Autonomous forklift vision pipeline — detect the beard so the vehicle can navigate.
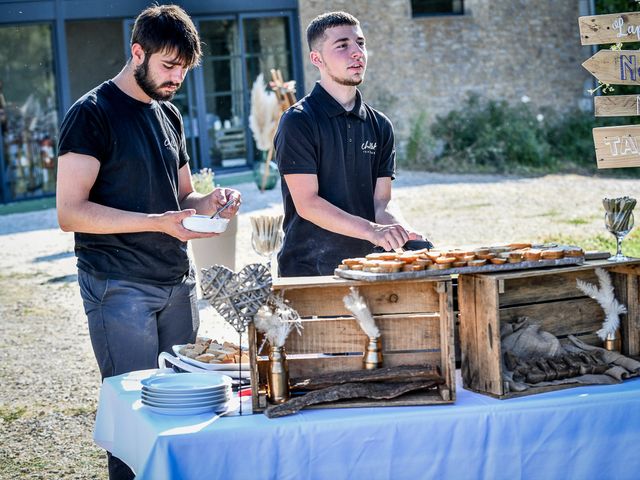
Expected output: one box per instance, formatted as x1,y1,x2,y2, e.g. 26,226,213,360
134,57,180,101
329,72,364,86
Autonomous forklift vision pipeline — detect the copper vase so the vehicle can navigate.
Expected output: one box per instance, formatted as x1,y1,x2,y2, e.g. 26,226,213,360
363,336,383,370
267,345,290,404
604,329,622,352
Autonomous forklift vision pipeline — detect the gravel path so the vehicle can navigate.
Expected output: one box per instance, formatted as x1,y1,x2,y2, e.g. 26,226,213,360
0,172,638,478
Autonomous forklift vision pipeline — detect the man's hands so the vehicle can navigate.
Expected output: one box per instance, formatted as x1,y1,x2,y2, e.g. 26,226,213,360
204,187,242,219
158,187,242,242
151,210,215,242
368,223,422,251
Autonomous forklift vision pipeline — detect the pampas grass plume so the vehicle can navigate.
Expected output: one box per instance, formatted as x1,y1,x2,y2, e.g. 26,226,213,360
249,74,280,151
343,287,379,338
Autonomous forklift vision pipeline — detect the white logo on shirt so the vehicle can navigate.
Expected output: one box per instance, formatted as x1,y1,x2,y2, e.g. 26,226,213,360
361,140,377,154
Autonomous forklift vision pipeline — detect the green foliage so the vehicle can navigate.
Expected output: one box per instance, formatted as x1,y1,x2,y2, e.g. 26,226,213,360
403,111,436,169
596,0,638,14
427,95,550,172
191,167,215,194
399,94,640,175
541,108,598,169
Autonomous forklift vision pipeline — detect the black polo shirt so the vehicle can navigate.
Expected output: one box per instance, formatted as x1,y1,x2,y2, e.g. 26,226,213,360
274,82,396,276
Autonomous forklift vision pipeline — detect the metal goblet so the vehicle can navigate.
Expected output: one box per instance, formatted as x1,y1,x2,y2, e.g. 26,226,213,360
605,211,634,262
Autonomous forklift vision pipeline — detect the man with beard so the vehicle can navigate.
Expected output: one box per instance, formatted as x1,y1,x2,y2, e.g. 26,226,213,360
274,11,421,277
56,5,240,479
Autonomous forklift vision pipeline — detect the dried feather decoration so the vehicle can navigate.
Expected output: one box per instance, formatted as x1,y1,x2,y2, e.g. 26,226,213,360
576,267,627,340
343,287,379,338
248,74,280,152
254,294,303,350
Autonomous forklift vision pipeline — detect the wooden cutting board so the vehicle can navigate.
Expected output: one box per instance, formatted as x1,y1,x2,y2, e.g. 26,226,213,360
334,257,585,283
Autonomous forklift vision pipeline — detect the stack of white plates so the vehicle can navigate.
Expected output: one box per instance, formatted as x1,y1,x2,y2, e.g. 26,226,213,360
141,372,232,415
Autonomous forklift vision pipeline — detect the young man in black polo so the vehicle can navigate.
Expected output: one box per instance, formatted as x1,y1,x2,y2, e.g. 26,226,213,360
274,11,420,277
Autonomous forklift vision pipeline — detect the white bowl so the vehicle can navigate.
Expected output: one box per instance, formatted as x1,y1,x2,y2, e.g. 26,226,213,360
182,215,229,233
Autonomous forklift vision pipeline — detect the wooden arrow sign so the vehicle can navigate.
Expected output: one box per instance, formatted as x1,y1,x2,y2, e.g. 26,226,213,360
582,50,640,85
594,95,640,117
579,12,640,45
593,125,640,168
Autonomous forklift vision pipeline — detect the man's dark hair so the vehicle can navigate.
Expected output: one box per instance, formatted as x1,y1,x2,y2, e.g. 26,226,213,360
306,11,359,51
131,4,202,68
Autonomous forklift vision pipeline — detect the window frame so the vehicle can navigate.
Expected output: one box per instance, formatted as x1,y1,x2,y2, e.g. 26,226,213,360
410,0,465,18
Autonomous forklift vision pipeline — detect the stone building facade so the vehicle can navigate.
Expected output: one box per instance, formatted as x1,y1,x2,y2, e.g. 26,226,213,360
297,0,594,149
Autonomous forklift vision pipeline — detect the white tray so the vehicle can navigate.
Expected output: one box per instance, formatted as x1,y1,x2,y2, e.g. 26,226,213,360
172,344,249,371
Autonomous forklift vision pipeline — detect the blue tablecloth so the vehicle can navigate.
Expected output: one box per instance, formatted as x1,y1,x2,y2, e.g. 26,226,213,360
94,369,640,480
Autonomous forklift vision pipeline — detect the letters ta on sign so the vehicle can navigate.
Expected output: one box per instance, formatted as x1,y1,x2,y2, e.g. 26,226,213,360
593,125,640,169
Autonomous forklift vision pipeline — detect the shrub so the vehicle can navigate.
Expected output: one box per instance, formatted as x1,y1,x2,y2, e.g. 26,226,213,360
403,111,437,170
429,94,550,172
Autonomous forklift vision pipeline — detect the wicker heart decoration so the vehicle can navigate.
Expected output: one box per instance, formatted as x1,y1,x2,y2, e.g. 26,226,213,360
200,263,272,333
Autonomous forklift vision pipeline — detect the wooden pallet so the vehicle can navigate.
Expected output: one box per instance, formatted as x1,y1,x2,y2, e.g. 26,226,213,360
249,275,456,412
458,259,640,399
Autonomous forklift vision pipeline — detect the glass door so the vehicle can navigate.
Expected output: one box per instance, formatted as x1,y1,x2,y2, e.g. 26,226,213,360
0,23,59,201
198,19,247,168
120,12,298,173
242,15,294,165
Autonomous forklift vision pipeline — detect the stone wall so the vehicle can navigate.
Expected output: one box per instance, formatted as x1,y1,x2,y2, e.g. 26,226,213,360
297,0,594,152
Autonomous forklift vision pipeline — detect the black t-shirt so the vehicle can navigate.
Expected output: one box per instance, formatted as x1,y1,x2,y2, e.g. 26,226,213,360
274,83,396,276
58,80,190,285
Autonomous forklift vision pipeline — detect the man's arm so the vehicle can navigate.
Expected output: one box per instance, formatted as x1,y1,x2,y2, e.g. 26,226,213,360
373,177,422,239
284,173,415,251
175,165,241,218
56,152,217,241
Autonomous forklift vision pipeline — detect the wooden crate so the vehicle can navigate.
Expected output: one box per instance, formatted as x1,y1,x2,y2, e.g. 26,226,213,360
458,259,640,399
249,275,456,412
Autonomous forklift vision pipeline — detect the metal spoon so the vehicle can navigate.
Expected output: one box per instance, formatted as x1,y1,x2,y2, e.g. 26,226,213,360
210,198,235,219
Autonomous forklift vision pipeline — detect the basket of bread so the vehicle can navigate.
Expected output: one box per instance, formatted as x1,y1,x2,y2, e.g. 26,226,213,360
335,243,585,280
172,337,250,370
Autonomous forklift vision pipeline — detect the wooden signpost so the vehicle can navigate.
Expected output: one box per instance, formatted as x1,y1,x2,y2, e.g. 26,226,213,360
592,124,640,168
579,10,640,168
582,50,640,85
594,95,640,117
579,12,640,46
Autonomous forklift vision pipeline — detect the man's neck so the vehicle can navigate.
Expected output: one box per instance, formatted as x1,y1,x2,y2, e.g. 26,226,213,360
112,64,153,104
319,79,358,111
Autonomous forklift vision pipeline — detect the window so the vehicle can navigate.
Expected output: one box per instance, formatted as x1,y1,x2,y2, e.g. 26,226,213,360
411,0,464,17
0,23,59,200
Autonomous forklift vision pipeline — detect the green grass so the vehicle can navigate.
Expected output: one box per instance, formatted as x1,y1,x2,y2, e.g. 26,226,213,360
0,405,27,423
542,228,640,258
63,405,97,417
0,196,55,216
538,209,561,218
563,217,590,226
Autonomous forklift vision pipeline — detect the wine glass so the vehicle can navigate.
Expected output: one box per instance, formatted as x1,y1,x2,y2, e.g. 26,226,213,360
250,215,284,273
605,211,634,261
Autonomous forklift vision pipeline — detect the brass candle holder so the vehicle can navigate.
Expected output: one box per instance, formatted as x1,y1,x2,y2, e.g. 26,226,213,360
267,345,290,404
363,336,383,370
604,329,622,352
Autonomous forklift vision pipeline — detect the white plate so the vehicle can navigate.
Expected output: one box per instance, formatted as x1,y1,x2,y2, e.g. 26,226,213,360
141,397,228,409
172,344,249,372
144,402,229,416
141,372,232,394
142,385,229,399
141,389,230,403
182,215,229,233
